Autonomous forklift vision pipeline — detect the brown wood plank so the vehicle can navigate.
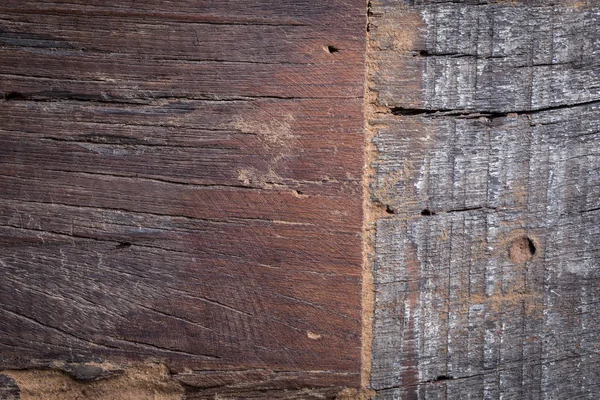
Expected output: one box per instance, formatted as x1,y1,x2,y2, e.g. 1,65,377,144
0,98,363,191
0,0,366,397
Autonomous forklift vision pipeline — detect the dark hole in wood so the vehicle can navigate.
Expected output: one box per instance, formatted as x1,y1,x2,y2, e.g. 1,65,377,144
421,209,435,216
296,190,303,196
419,50,429,56
4,91,26,101
391,107,437,116
509,236,536,263
116,242,132,249
385,205,394,214
528,237,537,256
435,375,454,381
326,45,339,53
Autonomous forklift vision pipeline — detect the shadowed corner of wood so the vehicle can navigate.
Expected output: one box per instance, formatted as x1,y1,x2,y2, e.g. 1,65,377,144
1,362,184,400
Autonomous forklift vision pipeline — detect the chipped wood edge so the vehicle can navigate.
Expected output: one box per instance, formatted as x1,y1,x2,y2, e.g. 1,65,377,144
361,0,389,392
362,0,426,393
1,363,184,400
361,0,375,391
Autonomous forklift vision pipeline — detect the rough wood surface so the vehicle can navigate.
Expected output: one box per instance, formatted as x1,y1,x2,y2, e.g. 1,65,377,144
0,1,366,397
3,1,600,399
368,0,600,399
0,374,19,400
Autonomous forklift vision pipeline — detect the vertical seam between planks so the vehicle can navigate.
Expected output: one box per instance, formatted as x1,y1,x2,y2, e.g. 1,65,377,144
361,0,376,390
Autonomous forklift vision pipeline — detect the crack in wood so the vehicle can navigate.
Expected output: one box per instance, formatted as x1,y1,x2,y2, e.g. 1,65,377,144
389,99,600,118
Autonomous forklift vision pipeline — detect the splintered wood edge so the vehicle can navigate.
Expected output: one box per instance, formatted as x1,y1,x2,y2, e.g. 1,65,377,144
361,0,423,392
361,1,377,390
1,364,368,400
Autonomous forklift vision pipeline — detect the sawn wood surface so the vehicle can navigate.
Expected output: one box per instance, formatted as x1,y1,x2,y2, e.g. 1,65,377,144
0,1,366,398
368,1,600,399
1,0,599,399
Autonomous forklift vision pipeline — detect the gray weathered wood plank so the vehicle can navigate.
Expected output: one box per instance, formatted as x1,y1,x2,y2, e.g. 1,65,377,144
368,1,600,399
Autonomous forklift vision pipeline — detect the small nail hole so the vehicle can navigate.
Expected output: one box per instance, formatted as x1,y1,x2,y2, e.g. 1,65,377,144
385,205,394,215
509,236,536,263
421,209,435,216
326,45,339,54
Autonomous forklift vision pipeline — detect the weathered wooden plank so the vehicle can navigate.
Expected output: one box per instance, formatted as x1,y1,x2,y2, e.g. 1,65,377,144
0,50,362,100
0,0,366,397
4,0,600,398
0,10,363,65
0,98,363,192
367,0,600,399
371,1,600,112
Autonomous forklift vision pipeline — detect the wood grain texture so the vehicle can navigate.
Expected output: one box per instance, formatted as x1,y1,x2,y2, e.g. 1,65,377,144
368,0,600,399
0,1,366,397
0,374,19,400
